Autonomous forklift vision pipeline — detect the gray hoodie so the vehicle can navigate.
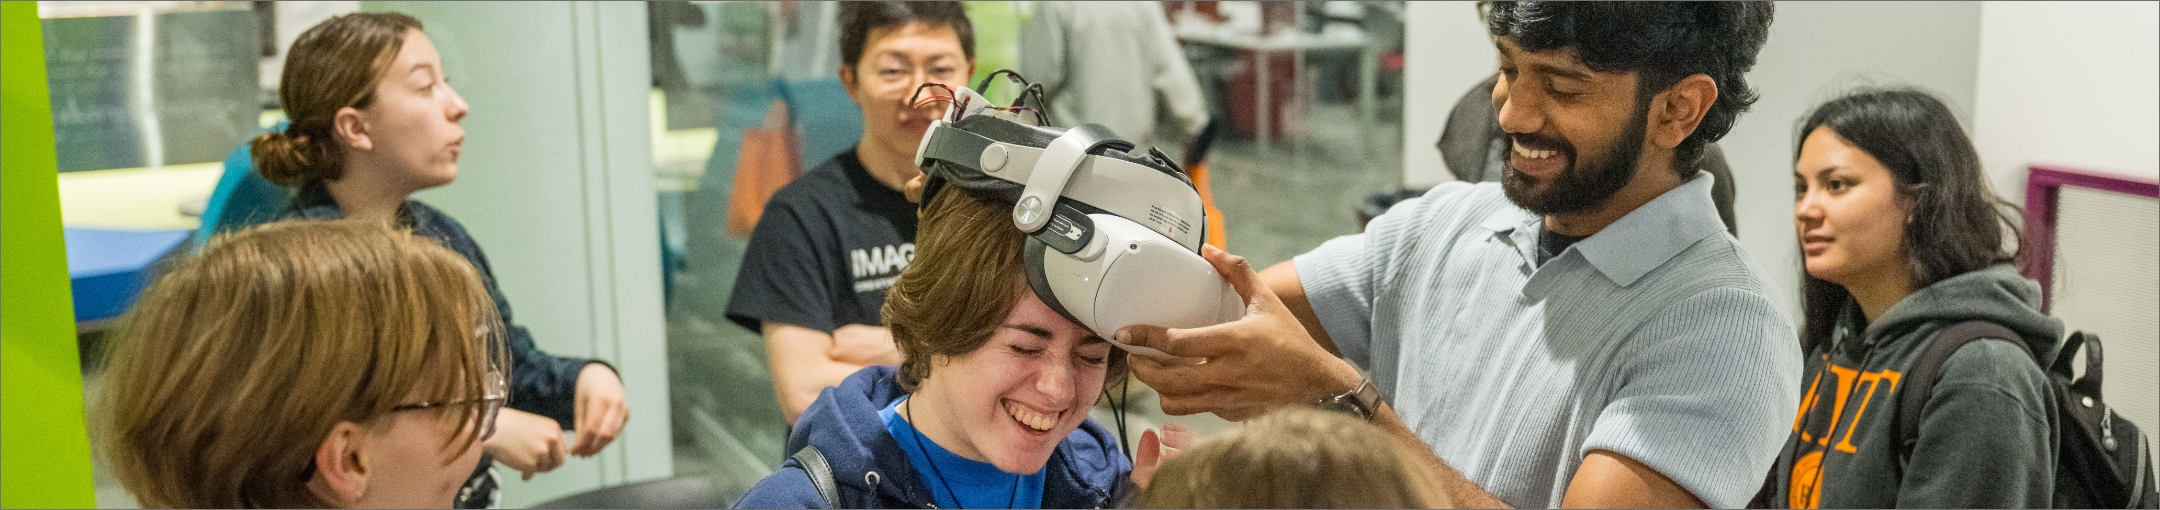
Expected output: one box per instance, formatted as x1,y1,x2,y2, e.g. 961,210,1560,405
1757,264,2063,508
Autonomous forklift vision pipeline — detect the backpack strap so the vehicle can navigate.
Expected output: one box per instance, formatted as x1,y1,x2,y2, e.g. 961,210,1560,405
2053,331,2105,401
1897,320,2022,456
791,445,842,508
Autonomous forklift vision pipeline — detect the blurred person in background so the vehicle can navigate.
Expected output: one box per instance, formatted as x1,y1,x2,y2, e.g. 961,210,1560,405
1019,1,1210,157
727,1,975,426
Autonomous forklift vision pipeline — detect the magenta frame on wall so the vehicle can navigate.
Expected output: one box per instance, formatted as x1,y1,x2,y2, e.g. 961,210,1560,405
2020,165,2160,313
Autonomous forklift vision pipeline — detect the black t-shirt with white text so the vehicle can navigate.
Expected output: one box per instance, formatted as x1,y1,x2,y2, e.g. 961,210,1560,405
727,148,918,334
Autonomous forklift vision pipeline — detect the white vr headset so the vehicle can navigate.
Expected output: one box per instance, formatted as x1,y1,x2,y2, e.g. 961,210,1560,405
911,85,1242,360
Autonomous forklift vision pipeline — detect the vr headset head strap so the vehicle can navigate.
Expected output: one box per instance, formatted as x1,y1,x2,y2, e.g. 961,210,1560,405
1015,123,1128,233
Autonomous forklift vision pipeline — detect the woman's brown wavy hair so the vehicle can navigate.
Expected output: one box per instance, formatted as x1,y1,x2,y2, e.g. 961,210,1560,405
97,219,502,508
251,12,423,187
882,188,1128,392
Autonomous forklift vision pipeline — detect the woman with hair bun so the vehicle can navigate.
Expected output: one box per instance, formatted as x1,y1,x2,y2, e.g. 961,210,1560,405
255,12,629,507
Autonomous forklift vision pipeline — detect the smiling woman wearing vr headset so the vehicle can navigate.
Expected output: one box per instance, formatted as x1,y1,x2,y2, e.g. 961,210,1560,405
733,173,1141,509
733,77,1242,506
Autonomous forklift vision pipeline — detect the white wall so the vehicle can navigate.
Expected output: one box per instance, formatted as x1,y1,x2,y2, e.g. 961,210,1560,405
363,1,672,506
1400,1,1493,188
261,2,363,94
1974,0,2160,450
1973,1,2160,198
1720,1,1983,311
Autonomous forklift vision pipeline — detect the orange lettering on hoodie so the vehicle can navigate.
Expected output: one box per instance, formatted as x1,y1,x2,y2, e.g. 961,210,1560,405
1793,368,1825,442
1833,369,1903,453
1819,364,1859,447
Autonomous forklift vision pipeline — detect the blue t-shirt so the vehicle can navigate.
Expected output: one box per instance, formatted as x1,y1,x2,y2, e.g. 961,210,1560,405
880,399,1045,509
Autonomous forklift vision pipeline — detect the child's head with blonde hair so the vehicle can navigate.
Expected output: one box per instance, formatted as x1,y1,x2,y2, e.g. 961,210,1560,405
1138,408,1453,508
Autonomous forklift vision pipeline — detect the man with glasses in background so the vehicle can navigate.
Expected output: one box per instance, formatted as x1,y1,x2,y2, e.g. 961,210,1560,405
728,2,975,427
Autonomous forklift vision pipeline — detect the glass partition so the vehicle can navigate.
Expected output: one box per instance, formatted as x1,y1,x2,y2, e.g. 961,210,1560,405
49,1,1407,506
651,1,1407,498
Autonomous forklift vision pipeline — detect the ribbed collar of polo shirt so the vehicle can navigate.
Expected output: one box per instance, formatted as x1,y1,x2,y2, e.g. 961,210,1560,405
1480,172,1728,293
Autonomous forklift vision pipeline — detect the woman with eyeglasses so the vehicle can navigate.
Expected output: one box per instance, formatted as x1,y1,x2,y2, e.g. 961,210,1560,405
97,220,507,508
250,12,629,504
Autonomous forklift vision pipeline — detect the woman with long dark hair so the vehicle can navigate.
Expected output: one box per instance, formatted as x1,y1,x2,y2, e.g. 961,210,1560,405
1757,88,2059,508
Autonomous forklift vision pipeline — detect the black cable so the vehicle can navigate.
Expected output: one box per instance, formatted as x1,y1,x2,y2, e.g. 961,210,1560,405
1116,373,1131,461
975,69,1029,101
1021,83,1052,125
908,82,958,111
1105,351,1132,462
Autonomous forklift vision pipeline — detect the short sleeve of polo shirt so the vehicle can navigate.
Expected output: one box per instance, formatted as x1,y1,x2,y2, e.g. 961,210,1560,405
1576,286,1802,508
1292,176,1801,508
1293,182,1481,371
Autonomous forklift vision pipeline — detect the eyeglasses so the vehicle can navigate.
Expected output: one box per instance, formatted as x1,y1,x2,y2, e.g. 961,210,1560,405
392,371,507,441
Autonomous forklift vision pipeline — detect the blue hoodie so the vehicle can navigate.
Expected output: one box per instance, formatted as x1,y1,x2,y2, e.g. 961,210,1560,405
734,366,1134,509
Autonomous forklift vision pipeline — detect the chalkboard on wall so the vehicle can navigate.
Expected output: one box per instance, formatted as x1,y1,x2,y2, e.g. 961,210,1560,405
42,9,257,173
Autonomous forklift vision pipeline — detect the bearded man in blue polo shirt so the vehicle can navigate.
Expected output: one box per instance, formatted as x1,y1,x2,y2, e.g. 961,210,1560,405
1118,3,1800,508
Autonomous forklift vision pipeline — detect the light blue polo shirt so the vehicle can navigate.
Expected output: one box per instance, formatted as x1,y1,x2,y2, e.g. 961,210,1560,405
1296,173,1801,508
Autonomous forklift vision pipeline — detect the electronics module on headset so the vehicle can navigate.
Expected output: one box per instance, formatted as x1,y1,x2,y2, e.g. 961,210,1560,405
912,71,1244,365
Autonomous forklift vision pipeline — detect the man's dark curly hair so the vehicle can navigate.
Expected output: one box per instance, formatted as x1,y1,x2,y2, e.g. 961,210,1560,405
1488,2,1773,178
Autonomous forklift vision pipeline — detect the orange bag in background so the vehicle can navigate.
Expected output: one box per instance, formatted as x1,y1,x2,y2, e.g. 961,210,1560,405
727,126,804,238
1188,160,1228,250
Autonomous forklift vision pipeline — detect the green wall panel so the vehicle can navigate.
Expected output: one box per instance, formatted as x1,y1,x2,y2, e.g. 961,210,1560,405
2,2,98,507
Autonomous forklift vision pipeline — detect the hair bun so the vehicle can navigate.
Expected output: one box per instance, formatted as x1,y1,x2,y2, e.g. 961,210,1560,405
250,130,311,187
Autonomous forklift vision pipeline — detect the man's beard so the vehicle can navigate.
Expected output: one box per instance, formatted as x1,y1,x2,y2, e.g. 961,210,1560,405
1502,107,1650,215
